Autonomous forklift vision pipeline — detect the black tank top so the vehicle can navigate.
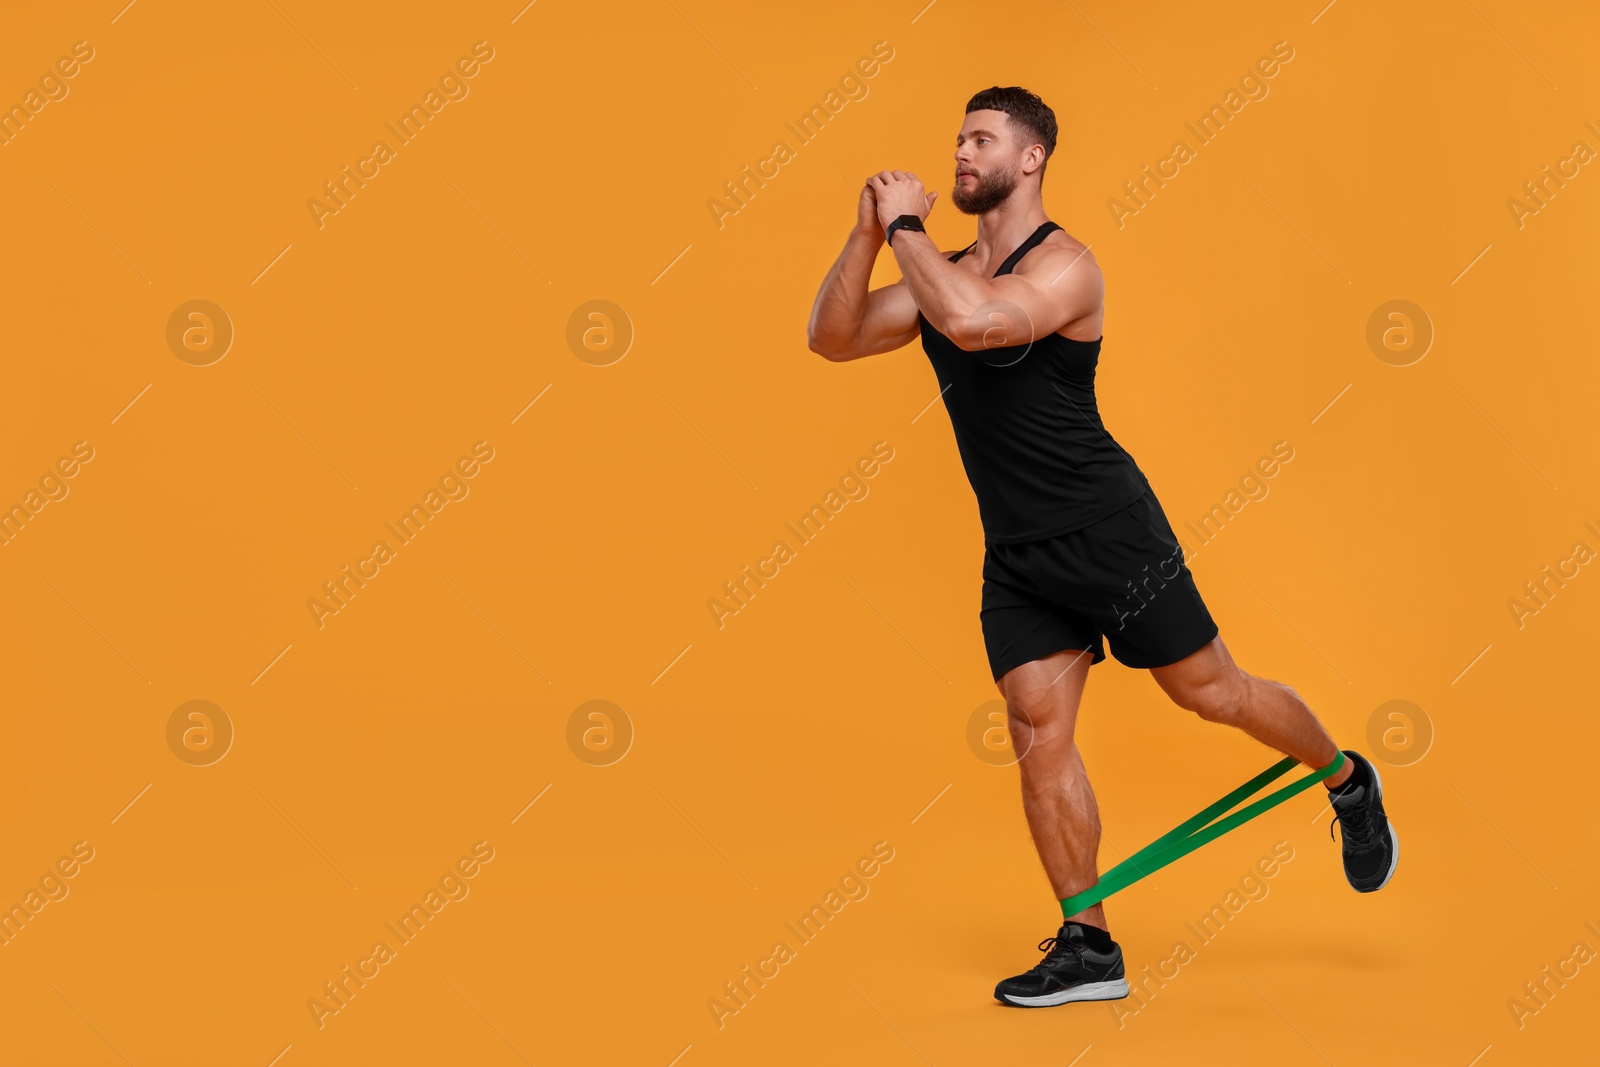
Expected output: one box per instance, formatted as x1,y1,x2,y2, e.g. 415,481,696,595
917,221,1149,544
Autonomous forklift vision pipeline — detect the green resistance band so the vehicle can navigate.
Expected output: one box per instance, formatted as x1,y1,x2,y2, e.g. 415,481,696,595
1060,750,1346,918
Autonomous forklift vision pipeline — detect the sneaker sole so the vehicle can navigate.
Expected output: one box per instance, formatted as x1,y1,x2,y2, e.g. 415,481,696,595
997,978,1131,1008
1347,755,1400,893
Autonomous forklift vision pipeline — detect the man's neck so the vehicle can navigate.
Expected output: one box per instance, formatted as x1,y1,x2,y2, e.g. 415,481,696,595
972,196,1049,266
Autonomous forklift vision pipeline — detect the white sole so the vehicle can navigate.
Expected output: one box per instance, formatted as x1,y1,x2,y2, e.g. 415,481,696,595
1347,755,1400,892
1370,824,1400,891
999,978,1130,1007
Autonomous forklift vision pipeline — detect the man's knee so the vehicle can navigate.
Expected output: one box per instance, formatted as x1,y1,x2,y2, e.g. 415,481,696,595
1172,670,1247,725
1004,688,1074,748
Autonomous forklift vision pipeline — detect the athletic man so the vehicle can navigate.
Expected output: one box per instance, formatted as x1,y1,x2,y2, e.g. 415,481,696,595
806,86,1398,1008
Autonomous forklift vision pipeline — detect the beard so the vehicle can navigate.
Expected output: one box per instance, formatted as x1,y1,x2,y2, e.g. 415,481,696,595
952,166,1019,215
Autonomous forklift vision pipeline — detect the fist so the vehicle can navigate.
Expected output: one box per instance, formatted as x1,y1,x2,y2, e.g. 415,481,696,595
869,170,937,232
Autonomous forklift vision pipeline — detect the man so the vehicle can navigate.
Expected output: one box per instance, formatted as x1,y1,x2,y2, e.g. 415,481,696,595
805,86,1398,1008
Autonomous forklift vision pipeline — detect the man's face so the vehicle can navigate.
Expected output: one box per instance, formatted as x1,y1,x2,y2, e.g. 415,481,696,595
952,109,1022,215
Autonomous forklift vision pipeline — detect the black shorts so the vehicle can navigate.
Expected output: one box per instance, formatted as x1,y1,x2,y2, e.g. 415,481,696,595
980,489,1219,681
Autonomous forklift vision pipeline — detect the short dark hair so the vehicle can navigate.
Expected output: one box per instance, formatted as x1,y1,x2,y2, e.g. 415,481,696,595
965,86,1058,179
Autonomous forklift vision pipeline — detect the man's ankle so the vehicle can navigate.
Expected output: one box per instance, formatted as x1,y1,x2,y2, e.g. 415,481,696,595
1321,750,1353,790
1325,751,1370,793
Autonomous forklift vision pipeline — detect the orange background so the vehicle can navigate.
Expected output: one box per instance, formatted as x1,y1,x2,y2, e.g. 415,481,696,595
2,0,1597,1063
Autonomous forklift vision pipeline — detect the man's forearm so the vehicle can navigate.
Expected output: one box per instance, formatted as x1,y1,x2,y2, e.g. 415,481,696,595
808,228,884,349
889,230,992,342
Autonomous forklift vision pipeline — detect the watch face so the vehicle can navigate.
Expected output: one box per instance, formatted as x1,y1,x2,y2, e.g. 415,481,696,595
890,216,923,243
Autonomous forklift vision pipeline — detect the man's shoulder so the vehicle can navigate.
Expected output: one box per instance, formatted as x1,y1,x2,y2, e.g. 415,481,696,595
1026,226,1098,272
1010,228,1103,306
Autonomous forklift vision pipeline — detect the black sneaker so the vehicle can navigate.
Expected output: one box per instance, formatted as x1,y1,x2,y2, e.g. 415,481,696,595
1327,749,1399,892
994,922,1129,1008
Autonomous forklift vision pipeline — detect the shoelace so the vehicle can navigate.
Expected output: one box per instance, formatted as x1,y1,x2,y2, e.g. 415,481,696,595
1029,935,1084,974
1328,790,1381,851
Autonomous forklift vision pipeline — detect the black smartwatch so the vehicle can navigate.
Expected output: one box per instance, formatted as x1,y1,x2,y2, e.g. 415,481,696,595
885,214,925,246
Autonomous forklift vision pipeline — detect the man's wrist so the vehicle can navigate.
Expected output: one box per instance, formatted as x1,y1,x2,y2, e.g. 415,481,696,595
884,213,926,248
886,226,930,246
885,227,931,253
